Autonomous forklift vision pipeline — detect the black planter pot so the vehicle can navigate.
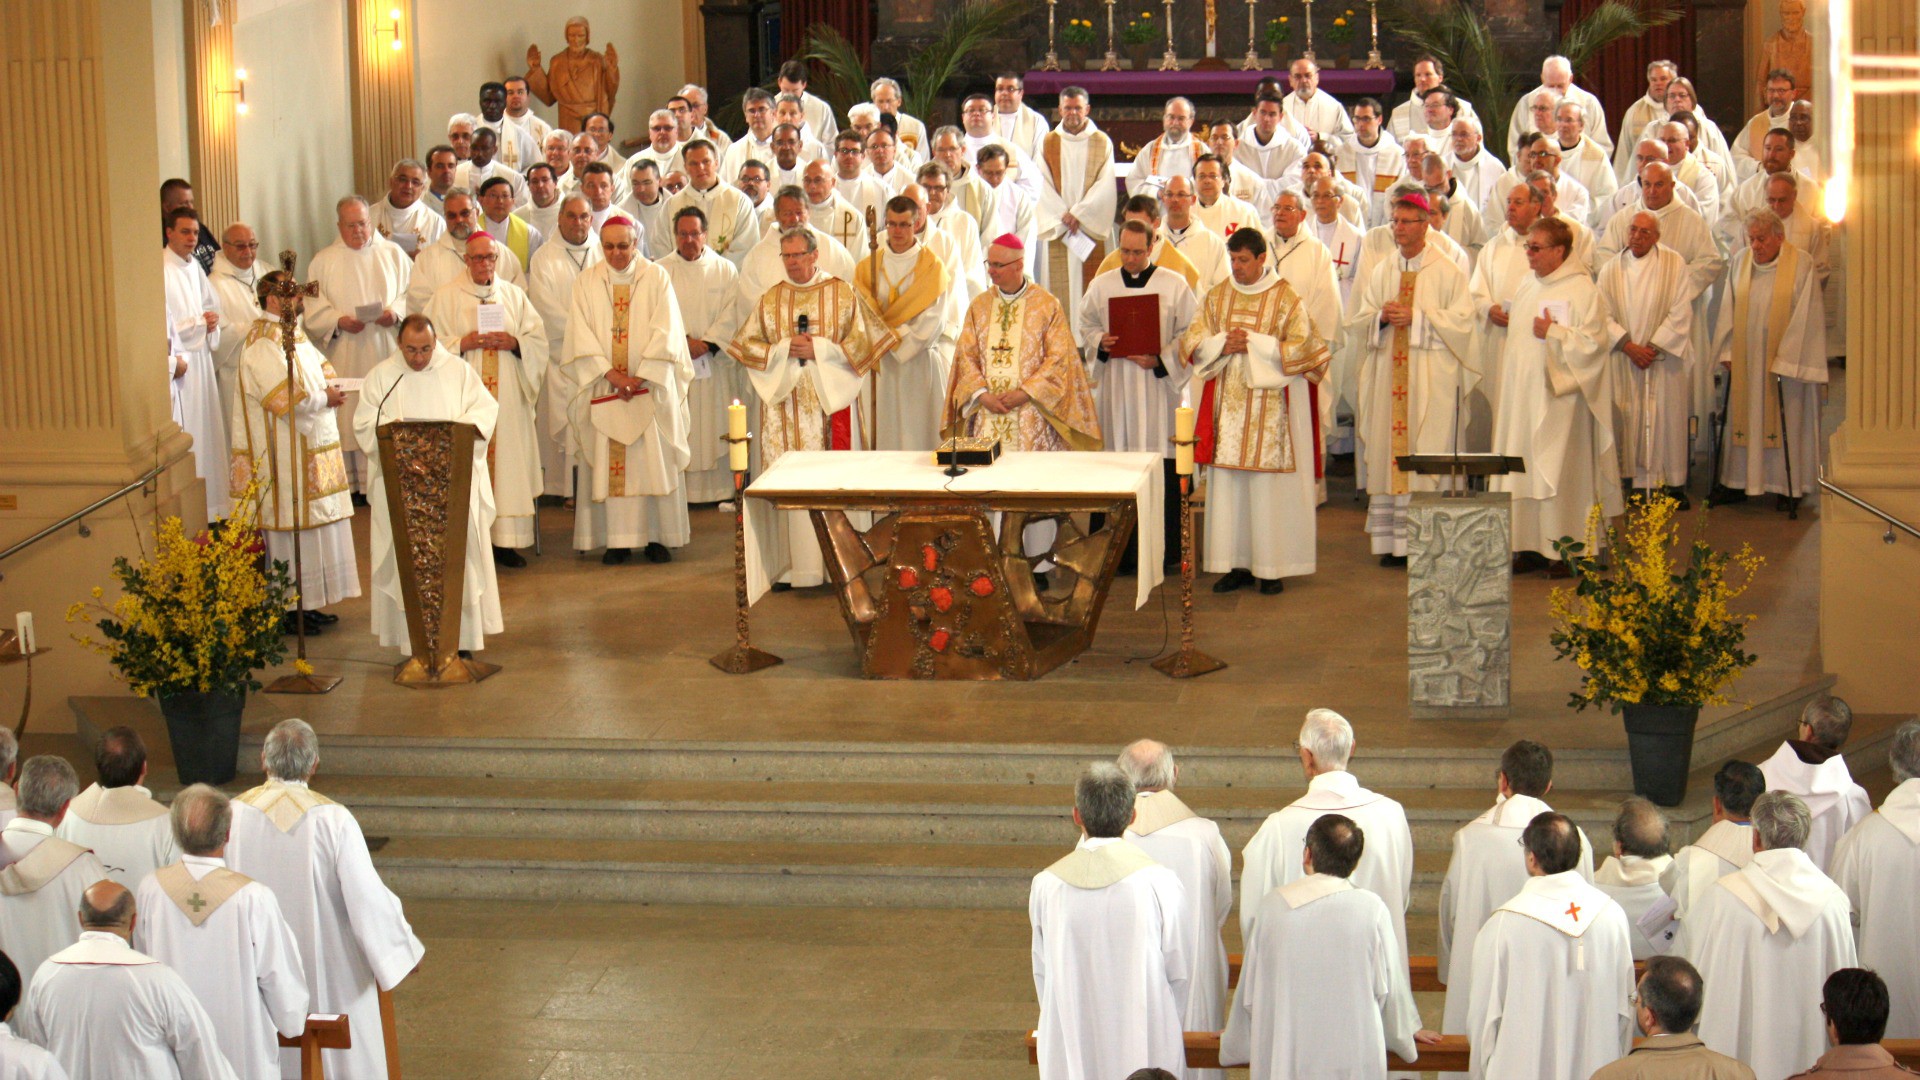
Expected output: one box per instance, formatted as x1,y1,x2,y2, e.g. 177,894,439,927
157,690,245,785
1621,704,1700,806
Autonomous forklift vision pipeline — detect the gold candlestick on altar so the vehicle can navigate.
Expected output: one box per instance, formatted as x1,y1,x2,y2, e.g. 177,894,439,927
1042,0,1062,70
1154,411,1226,679
1301,0,1315,63
1364,0,1383,68
1101,0,1121,70
1242,0,1262,69
711,410,781,674
1157,0,1179,70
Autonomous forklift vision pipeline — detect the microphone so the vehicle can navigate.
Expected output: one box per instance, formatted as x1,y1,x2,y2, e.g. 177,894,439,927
796,314,810,366
372,366,409,432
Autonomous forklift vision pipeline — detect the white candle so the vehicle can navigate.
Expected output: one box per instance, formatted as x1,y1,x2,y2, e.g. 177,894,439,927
728,400,749,472
14,611,33,655
1174,406,1196,476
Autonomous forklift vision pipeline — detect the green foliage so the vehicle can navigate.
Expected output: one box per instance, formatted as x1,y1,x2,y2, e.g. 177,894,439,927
795,25,871,121
797,0,1027,124
1121,10,1160,46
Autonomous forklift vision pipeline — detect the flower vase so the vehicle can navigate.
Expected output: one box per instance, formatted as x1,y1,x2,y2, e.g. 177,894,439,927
1068,45,1092,69
1335,47,1353,68
158,689,246,785
1620,704,1700,806
1127,42,1154,69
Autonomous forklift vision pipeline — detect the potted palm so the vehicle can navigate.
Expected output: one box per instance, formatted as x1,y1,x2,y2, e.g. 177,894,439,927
67,484,296,784
1549,494,1763,805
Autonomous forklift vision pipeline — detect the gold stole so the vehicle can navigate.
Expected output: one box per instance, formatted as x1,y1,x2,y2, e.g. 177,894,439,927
608,283,633,496
1729,244,1799,449
479,293,502,479
979,293,1026,447
1388,267,1420,495
152,863,253,927
1041,131,1110,305
858,248,949,329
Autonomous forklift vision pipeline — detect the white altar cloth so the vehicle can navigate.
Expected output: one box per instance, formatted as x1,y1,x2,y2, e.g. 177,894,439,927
743,450,1165,608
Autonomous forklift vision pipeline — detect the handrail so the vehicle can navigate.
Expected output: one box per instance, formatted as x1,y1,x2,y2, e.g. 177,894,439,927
1819,470,1920,543
0,463,167,575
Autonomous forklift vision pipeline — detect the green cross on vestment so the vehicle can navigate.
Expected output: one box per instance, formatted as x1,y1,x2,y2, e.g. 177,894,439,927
187,893,207,913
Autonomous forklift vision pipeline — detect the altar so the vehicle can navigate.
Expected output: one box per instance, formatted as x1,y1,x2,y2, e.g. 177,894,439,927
743,451,1164,680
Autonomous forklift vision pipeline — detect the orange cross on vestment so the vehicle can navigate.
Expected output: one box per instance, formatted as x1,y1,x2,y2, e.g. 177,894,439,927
1392,421,1408,436
1565,901,1582,922
1391,386,1408,401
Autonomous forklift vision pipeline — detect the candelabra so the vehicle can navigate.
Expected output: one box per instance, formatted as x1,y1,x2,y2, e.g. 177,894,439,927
1242,0,1261,70
1153,418,1225,679
1364,0,1383,68
1042,0,1062,70
710,449,782,674
1301,0,1315,63
1101,0,1121,70
1157,0,1180,70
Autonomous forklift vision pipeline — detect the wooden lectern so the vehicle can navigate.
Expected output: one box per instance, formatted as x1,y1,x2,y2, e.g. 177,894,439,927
375,420,499,687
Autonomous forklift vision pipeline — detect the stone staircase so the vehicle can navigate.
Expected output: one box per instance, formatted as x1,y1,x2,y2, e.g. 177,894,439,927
93,674,1877,917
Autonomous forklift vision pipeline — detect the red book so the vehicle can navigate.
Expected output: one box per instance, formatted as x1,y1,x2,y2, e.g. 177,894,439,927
1108,294,1162,357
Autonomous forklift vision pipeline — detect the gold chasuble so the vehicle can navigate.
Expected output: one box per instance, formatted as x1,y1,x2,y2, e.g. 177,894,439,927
228,319,350,529
728,276,897,463
943,283,1101,451
1178,276,1330,472
1728,243,1800,449
856,246,949,328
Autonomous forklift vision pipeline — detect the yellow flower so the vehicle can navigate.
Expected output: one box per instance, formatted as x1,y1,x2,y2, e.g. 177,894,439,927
1280,15,1289,20
1334,16,1346,24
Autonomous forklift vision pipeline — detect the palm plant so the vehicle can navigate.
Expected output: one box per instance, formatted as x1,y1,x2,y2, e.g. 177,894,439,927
797,0,1029,125
1380,0,1680,140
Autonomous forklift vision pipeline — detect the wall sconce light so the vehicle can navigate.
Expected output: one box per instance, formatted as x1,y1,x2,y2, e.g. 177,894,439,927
376,8,404,51
218,67,249,115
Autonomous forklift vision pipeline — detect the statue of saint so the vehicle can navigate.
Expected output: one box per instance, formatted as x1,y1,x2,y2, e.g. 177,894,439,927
525,16,621,135
1757,0,1813,106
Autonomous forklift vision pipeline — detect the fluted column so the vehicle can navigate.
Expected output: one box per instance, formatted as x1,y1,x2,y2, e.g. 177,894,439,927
1817,0,1920,712
183,0,240,229
349,0,415,199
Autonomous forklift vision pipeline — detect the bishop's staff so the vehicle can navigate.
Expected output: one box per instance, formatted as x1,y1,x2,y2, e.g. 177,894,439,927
265,249,342,695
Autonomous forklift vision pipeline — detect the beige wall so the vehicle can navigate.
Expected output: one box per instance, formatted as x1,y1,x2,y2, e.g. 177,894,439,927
234,0,355,266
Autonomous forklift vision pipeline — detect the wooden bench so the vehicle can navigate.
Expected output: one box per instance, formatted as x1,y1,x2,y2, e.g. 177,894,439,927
276,988,403,1080
1225,953,1648,991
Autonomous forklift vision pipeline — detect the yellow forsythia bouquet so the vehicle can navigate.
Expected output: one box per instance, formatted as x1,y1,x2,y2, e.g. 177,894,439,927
67,483,297,698
1548,494,1763,710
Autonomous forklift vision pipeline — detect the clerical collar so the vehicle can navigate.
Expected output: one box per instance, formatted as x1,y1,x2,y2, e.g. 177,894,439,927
1119,265,1156,288
1166,224,1191,241
996,280,1031,302
608,262,639,284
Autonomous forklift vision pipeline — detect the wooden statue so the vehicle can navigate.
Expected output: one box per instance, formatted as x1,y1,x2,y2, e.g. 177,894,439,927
524,16,621,135
1757,0,1813,106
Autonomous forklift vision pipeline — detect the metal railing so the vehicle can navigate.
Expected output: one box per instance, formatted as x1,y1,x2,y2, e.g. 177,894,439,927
0,463,167,580
1819,468,1920,544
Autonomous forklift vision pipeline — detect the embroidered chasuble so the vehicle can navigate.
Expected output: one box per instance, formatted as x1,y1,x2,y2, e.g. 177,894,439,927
227,319,352,529
943,284,1102,452
152,863,252,927
1178,278,1330,473
728,276,898,464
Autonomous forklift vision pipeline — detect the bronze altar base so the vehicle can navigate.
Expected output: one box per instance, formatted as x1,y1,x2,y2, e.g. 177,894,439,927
393,654,500,687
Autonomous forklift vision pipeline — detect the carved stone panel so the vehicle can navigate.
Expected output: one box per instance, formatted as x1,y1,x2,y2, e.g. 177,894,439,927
1408,491,1511,711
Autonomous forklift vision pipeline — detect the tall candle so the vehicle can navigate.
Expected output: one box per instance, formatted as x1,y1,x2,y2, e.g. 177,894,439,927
1174,406,1196,475
14,611,33,655
728,400,749,472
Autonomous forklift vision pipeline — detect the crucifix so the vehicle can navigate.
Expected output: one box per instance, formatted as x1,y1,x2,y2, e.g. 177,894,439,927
264,249,342,695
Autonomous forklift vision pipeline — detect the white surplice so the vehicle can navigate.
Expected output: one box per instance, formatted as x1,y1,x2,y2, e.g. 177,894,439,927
1078,265,1197,458
1830,779,1920,1037
1438,793,1596,1032
562,259,695,551
527,233,602,497
370,196,444,258
352,345,503,653
1222,876,1422,1080
1713,247,1827,499
1677,847,1858,1080
226,780,424,1080
1659,818,1756,921
424,275,549,549
664,182,763,267
0,1021,67,1080
1029,835,1190,1080
1125,791,1232,1080
1240,770,1416,963
134,855,308,1080
858,242,959,452
660,246,748,500
1466,871,1635,1080
16,932,236,1080
1598,244,1697,490
1593,853,1677,959
1487,263,1624,557
208,253,263,424
1759,742,1870,872
164,248,232,521
0,819,110,985
54,783,177,893
305,236,411,490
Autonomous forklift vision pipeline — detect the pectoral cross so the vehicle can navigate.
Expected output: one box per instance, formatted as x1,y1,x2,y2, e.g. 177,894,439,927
187,892,208,914
1331,244,1349,270
1564,901,1581,922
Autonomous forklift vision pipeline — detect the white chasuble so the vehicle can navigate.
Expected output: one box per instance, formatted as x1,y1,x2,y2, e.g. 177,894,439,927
1030,836,1190,1080
15,932,236,1080
854,243,960,452
1035,125,1117,323
0,1020,65,1080
1660,818,1756,920
1268,231,1344,496
164,248,232,521
1598,244,1696,491
1077,266,1197,457
406,232,522,317
0,819,110,985
665,183,762,267
1713,245,1826,499
134,856,309,1080
1126,792,1232,1080
1240,770,1416,960
1593,853,1678,959
1466,871,1635,1080
1831,779,1920,1037
1345,245,1477,492
660,247,748,501
227,781,424,1080
528,235,603,497
737,225,856,308
53,783,177,894
425,276,550,548
305,237,411,489
352,346,503,653
370,196,445,257
1758,742,1871,873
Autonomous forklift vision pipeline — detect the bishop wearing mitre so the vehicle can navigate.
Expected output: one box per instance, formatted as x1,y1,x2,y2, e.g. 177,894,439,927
1177,228,1330,596
854,195,960,452
730,226,897,588
1344,191,1476,566
353,315,503,656
228,271,361,622
563,216,694,565
425,233,549,568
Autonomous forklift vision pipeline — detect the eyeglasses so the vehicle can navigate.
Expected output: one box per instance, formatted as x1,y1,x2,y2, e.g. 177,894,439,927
1523,243,1562,253
985,259,1022,271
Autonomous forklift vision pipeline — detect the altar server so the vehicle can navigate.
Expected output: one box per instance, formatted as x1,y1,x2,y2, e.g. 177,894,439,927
1661,761,1765,921
1678,791,1857,1080
0,757,109,983
1830,720,1920,1037
1598,211,1697,504
659,207,748,501
854,197,959,452
425,233,549,567
55,727,177,893
227,720,425,1080
353,316,503,655
163,207,231,521
134,785,308,1080
526,194,601,499
1030,764,1189,1080
307,195,411,494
